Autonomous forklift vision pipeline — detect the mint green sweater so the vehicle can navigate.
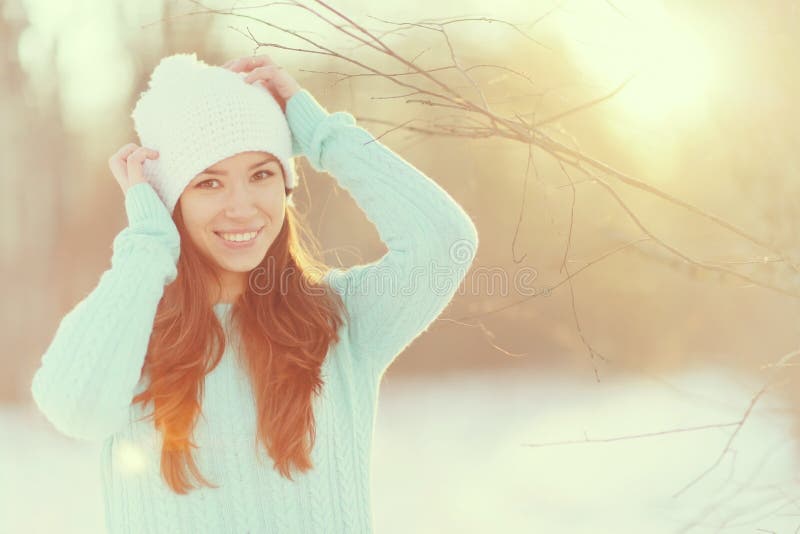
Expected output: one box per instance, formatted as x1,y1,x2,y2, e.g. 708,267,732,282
30,89,478,533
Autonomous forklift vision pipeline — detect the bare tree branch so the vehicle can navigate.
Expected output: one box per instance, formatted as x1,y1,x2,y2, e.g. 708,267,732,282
671,379,784,499
521,421,743,448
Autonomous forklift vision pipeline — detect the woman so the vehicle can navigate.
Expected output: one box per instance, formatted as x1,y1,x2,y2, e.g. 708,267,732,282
31,52,478,533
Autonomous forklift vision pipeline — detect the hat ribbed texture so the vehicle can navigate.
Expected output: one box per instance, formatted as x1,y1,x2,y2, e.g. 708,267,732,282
130,52,297,214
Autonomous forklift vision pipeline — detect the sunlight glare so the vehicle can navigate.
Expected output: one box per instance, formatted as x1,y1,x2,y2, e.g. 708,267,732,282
556,0,718,125
115,439,148,476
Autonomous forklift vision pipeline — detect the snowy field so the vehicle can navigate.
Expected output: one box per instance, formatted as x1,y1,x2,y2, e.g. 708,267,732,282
3,365,799,533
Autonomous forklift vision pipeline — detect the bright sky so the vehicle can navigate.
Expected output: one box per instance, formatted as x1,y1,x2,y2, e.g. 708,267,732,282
554,0,720,125
16,0,727,134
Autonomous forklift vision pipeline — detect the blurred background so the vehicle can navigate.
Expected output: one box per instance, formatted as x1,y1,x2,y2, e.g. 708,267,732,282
2,0,799,532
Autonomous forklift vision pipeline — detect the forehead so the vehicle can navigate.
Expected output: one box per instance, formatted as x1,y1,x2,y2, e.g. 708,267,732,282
204,151,278,172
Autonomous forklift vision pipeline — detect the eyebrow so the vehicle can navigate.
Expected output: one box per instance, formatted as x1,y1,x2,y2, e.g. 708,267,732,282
201,158,277,176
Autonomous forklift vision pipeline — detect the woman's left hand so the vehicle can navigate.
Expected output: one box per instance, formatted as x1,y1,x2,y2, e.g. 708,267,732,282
222,54,302,113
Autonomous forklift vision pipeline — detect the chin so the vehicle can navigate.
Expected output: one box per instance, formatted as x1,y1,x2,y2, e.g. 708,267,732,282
208,244,268,270
216,252,267,272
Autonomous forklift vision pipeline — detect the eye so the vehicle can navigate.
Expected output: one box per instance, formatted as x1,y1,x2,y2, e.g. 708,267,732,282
196,170,275,189
196,179,220,189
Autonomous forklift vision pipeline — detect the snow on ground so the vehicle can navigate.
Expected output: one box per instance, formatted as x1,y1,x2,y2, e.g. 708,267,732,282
3,365,798,533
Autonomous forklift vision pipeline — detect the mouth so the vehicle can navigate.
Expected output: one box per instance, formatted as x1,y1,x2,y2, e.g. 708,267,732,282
213,226,265,250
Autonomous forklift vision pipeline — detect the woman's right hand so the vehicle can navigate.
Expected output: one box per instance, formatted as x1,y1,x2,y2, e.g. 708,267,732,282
108,143,159,195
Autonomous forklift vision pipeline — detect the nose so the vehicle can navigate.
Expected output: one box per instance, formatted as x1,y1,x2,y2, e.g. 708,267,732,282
223,179,258,218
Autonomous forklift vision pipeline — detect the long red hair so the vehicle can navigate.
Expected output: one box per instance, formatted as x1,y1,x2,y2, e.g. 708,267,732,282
132,183,348,494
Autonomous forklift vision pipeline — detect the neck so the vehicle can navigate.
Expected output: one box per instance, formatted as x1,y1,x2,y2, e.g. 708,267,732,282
210,271,246,306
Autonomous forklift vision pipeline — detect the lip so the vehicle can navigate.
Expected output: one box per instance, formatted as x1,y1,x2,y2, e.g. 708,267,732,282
215,226,264,233
214,226,264,250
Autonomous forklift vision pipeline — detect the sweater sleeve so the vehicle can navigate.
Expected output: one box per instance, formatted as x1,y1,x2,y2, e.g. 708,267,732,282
30,182,180,441
285,89,479,381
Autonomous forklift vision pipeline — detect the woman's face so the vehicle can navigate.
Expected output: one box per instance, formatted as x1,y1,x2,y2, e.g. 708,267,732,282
178,150,286,277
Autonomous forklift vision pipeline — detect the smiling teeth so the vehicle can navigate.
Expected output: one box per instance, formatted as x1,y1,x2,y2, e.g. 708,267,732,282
219,231,258,242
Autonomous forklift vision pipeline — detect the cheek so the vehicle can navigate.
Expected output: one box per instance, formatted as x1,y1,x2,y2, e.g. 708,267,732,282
261,185,287,214
184,220,209,249
178,201,212,243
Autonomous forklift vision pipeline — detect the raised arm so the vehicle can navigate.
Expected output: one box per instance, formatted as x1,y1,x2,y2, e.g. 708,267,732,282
30,182,180,441
286,89,479,381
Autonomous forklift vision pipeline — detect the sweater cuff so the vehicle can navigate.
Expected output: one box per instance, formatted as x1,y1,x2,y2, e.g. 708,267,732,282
124,182,172,230
286,89,330,156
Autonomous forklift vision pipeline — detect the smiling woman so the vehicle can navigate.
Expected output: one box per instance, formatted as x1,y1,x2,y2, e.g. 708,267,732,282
178,150,289,304
29,51,478,534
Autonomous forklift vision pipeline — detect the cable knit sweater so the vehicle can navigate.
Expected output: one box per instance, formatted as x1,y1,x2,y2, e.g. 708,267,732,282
30,88,478,533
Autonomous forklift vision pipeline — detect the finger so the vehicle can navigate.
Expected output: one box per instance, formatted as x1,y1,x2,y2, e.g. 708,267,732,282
227,57,254,73
126,148,158,182
127,147,159,160
243,54,275,69
243,64,280,82
112,143,139,161
110,145,138,188
110,145,140,182
108,156,126,181
222,57,247,69
231,54,275,73
124,148,158,170
251,53,275,66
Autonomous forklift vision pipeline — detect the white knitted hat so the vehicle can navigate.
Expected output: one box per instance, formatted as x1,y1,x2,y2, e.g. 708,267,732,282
130,52,297,214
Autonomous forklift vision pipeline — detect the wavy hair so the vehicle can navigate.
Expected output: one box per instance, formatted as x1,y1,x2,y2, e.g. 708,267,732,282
132,181,349,494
